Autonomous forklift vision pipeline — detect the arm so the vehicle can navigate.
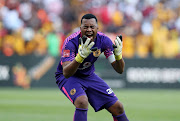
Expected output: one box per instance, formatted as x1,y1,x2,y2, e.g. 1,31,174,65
111,35,125,74
62,61,81,78
62,37,94,78
111,57,125,74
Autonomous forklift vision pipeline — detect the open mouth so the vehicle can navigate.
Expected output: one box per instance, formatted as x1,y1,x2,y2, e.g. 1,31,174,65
86,34,93,39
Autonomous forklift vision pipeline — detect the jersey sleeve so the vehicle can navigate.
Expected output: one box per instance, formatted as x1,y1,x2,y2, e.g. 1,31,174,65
61,40,76,62
103,36,114,59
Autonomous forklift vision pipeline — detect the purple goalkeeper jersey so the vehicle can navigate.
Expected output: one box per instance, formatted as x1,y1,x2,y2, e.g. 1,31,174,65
55,30,114,82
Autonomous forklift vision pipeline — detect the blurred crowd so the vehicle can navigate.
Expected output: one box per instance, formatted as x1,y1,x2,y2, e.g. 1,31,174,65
0,0,180,58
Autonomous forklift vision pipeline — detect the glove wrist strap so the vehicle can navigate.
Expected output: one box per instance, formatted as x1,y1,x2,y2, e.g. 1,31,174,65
115,54,122,60
75,54,84,63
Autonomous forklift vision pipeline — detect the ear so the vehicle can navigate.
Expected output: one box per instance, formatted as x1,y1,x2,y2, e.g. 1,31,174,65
97,24,99,30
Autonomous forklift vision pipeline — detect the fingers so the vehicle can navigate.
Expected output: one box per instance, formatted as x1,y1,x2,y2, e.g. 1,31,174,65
84,38,91,47
118,35,122,42
115,36,122,47
81,39,84,46
79,36,95,54
87,41,95,50
115,38,120,47
113,44,117,48
79,37,83,46
117,36,122,45
91,47,98,51
82,35,87,44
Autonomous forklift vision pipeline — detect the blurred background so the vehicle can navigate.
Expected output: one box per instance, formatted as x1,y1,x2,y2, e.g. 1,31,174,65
0,0,180,121
0,0,180,89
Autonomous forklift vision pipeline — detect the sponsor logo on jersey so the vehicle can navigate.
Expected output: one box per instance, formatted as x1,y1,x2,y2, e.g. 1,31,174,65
93,49,101,57
106,88,113,94
78,62,92,70
63,50,70,57
70,88,76,95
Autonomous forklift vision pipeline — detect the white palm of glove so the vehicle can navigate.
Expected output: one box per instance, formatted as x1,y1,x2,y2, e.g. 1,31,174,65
114,36,123,56
78,37,95,58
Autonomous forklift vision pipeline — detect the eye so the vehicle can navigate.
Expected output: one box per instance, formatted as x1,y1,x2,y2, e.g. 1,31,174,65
91,26,95,29
83,26,88,29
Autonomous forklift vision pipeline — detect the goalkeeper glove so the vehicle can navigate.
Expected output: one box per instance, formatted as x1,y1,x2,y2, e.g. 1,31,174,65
75,36,95,63
113,35,123,60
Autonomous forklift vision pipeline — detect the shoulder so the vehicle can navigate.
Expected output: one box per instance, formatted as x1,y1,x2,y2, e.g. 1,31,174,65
66,30,81,42
62,31,81,49
97,31,112,44
97,31,108,38
97,31,112,41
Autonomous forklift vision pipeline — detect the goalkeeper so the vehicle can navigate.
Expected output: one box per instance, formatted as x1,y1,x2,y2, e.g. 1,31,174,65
55,14,129,121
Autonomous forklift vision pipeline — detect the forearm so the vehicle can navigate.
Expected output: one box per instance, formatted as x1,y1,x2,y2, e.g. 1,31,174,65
111,58,125,74
63,60,81,78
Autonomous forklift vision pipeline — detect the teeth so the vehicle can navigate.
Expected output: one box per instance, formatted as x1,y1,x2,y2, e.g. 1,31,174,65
86,33,93,36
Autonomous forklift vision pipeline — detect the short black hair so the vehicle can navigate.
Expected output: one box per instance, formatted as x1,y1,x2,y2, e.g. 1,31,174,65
81,14,98,24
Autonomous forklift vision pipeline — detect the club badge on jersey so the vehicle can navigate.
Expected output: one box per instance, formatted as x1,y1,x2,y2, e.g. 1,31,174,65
93,49,101,57
70,88,76,95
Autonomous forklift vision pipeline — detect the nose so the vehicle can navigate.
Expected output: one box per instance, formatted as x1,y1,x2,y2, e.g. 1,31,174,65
87,27,92,31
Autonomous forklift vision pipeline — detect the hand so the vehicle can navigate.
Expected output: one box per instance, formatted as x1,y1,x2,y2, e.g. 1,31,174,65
113,35,123,60
75,36,94,63
79,37,95,58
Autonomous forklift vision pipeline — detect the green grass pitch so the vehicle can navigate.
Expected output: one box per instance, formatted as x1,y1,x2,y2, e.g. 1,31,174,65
0,88,180,121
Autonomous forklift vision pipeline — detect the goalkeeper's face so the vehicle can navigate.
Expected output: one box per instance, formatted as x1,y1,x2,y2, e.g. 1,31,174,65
80,18,98,42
